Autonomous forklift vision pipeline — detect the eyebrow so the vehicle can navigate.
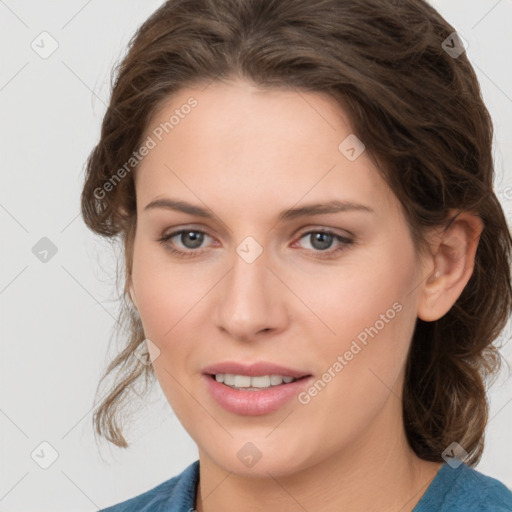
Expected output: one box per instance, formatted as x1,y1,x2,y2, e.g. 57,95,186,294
143,197,374,221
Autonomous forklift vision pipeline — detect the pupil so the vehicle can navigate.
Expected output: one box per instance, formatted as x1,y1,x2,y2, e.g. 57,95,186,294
182,231,204,249
311,232,332,250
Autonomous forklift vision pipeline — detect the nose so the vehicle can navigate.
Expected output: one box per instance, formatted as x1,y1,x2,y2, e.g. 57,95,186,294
213,247,289,342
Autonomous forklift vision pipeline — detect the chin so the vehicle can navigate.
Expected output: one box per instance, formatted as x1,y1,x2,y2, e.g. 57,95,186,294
203,438,318,479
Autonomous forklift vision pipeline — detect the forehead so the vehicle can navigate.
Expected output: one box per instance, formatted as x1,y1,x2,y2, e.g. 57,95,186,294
141,77,352,160
135,78,397,216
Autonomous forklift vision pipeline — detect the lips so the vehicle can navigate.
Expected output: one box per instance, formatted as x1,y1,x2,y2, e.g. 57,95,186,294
202,372,314,415
202,361,311,379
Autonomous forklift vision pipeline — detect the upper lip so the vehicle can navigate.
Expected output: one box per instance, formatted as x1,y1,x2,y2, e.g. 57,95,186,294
202,361,311,379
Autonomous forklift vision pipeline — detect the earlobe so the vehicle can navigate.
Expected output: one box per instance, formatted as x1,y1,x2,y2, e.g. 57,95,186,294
417,210,484,322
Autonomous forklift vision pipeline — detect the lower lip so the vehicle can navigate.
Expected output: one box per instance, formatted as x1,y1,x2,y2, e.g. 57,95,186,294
203,374,313,415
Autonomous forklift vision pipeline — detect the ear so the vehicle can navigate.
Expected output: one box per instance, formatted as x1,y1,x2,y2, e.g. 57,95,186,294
417,210,484,322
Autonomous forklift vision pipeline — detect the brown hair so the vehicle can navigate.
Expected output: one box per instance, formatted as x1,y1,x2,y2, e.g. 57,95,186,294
81,0,512,465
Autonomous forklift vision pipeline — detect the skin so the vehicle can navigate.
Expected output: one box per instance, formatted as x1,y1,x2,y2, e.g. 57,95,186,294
128,77,483,512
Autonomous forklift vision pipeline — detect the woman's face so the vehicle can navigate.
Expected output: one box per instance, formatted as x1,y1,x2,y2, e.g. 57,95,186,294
129,78,431,476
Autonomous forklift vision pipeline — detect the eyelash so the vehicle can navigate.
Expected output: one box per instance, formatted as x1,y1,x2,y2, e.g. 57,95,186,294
156,228,355,260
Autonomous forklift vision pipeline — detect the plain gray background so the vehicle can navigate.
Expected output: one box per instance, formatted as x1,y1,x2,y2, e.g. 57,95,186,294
1,1,511,510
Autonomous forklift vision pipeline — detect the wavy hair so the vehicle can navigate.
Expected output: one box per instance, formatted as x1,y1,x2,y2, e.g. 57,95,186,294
80,0,512,464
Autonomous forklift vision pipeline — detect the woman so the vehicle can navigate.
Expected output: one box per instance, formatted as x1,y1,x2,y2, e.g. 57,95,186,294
81,0,512,510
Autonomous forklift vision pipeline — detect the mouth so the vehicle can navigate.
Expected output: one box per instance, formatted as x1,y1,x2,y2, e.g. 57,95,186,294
206,373,311,391
201,361,312,390
202,369,315,415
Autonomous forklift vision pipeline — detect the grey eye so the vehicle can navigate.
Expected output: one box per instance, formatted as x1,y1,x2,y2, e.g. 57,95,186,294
178,231,205,249
303,232,334,251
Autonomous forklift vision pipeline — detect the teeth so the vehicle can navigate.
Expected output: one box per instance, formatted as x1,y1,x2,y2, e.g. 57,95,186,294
214,373,297,388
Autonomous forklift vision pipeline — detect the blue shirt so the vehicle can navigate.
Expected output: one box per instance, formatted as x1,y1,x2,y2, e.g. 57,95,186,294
98,460,512,511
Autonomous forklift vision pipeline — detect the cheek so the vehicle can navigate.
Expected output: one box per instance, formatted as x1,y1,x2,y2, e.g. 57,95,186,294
131,249,206,416
292,237,419,405
290,244,416,343
292,272,417,452
131,241,220,339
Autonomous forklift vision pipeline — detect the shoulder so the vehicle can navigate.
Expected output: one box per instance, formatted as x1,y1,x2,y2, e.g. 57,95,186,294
97,460,200,512
415,462,512,512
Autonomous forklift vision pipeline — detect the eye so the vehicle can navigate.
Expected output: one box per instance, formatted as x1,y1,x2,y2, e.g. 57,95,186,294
294,229,354,258
156,229,214,257
156,227,355,259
